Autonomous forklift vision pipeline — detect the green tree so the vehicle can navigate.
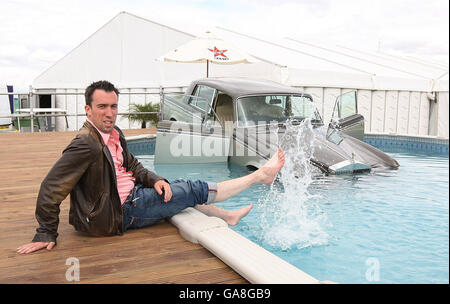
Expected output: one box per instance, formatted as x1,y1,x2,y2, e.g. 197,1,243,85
125,102,160,128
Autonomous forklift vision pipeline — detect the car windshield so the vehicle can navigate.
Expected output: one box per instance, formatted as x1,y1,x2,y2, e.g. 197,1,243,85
236,95,322,126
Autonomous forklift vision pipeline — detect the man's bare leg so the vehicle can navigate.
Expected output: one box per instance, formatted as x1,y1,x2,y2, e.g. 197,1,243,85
194,148,285,225
194,204,253,226
214,148,285,202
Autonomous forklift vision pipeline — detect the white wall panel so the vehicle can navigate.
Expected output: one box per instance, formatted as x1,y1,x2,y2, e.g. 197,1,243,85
60,89,77,131
55,92,62,131
418,92,430,136
384,91,398,133
357,90,371,132
55,89,66,131
115,88,130,130
397,91,410,134
437,92,449,138
428,96,438,136
407,92,420,135
75,89,86,131
370,91,385,133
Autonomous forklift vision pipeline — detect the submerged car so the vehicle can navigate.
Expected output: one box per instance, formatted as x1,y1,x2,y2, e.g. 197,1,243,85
155,78,399,174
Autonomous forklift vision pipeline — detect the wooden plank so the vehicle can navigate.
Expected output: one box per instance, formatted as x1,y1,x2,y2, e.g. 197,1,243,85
142,267,247,284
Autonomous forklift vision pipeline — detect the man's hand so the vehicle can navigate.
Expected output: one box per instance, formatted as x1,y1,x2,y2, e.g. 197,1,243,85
17,242,55,254
154,180,172,203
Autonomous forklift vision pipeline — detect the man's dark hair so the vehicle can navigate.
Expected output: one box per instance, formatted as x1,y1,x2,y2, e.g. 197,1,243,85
85,80,119,106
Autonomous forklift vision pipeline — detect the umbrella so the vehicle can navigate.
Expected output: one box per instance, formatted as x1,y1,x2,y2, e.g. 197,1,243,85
157,31,258,77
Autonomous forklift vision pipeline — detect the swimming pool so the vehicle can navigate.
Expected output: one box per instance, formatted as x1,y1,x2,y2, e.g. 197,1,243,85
135,146,448,284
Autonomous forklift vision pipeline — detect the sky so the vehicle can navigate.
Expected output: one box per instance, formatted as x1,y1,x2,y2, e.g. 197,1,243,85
0,0,448,91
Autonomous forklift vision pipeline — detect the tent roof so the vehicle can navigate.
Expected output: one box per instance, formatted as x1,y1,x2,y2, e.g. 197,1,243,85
33,11,448,92
212,26,448,91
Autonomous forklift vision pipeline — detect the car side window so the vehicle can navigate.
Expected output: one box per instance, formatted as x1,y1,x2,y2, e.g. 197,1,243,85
333,91,357,120
190,85,216,111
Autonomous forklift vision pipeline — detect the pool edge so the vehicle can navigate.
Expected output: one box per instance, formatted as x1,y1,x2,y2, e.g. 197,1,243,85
169,207,334,284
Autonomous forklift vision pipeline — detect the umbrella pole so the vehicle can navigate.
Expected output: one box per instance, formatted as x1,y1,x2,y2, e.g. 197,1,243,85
206,59,209,78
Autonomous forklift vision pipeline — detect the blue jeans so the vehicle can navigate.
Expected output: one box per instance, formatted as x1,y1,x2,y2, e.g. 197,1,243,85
122,179,217,231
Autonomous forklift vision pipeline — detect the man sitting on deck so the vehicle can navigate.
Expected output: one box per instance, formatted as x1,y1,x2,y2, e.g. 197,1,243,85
17,80,285,255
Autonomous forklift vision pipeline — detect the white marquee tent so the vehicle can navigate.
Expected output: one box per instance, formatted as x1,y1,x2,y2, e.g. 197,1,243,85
33,12,448,138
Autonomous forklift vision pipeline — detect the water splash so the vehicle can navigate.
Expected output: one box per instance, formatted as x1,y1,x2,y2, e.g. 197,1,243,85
256,119,330,250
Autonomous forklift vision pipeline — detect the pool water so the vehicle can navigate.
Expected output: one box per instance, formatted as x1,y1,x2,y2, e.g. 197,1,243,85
136,152,449,284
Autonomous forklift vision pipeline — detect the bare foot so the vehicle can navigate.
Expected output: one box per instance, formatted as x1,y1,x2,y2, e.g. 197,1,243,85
225,204,253,226
258,148,285,184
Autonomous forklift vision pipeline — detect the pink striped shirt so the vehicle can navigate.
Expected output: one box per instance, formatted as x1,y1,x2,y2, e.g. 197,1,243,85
87,119,135,204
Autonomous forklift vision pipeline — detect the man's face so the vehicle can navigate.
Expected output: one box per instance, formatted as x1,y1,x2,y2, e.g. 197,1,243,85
85,89,118,133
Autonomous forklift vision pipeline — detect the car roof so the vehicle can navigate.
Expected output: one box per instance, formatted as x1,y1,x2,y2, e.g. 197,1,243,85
190,77,311,100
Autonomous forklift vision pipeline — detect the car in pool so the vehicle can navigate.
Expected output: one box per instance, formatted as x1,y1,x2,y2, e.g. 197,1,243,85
155,78,399,174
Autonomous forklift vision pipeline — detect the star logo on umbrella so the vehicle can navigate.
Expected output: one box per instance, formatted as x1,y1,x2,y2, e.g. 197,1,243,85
208,46,228,59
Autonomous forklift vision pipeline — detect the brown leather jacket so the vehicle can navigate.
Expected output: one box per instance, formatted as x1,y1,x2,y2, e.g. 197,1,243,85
32,122,166,244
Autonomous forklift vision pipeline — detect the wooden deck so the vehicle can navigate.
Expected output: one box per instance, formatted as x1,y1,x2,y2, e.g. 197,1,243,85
0,129,247,284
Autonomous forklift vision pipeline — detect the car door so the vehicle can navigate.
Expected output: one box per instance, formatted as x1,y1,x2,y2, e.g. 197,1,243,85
328,91,365,141
155,85,230,164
